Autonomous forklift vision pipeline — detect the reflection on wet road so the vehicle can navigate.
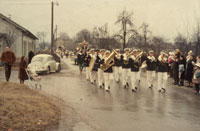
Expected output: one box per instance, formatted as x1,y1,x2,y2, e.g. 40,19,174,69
1,59,200,131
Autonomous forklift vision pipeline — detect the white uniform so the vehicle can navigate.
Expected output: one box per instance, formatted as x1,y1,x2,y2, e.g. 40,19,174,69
90,54,97,84
103,73,113,91
129,55,140,90
157,55,168,92
98,54,105,87
114,55,121,82
122,54,130,87
146,56,156,88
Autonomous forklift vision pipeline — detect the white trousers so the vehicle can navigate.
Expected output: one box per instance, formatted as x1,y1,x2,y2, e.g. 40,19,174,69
114,66,121,82
90,71,97,83
147,71,156,87
85,67,90,80
103,73,113,90
130,71,139,89
98,69,104,86
157,72,168,90
122,68,130,86
137,69,141,81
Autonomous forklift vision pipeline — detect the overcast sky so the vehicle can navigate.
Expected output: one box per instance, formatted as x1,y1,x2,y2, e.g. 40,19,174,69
0,0,200,42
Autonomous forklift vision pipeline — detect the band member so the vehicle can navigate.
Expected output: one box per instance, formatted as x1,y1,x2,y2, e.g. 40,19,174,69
157,52,169,93
97,49,105,88
121,48,131,88
89,49,98,84
136,49,143,84
146,50,157,89
84,49,91,80
77,50,85,74
114,49,122,83
129,49,140,92
100,51,114,92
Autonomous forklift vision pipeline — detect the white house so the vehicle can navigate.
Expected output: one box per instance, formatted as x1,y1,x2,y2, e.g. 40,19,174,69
0,13,38,57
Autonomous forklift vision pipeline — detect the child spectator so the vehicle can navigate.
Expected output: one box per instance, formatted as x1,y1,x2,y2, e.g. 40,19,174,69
19,56,28,84
192,63,200,95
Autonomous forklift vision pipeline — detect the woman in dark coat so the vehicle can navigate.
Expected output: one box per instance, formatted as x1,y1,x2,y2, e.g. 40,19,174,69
185,55,195,87
19,56,28,84
172,57,179,85
179,55,186,86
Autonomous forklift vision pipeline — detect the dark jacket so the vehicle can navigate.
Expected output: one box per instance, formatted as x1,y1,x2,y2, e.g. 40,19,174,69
1,50,16,65
77,53,85,65
129,58,140,72
156,60,169,72
185,59,195,82
121,55,130,69
84,54,91,67
28,51,35,64
146,57,157,71
114,56,122,67
18,57,28,81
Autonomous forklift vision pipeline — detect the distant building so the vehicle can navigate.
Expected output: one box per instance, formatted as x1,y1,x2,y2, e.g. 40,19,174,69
0,13,38,57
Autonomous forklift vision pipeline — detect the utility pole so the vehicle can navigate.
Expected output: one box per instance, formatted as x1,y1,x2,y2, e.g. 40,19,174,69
51,1,54,54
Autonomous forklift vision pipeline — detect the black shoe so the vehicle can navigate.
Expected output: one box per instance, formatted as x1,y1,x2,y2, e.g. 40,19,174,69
132,89,136,92
162,88,166,93
149,86,152,89
102,83,105,87
91,82,94,84
158,89,162,92
124,85,127,89
126,82,129,87
108,86,110,89
106,89,110,92
99,85,102,88
138,80,141,83
135,87,137,90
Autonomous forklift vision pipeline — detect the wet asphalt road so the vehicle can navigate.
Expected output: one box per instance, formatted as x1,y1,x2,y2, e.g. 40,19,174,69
1,59,200,131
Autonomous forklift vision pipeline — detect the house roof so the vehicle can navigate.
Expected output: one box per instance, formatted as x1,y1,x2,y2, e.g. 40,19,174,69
0,13,38,40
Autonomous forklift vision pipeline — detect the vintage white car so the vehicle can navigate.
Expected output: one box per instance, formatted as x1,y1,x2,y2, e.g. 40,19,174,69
28,54,61,74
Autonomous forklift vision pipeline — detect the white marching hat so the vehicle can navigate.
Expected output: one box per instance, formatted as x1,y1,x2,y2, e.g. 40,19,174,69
124,48,130,51
132,49,138,53
149,50,154,53
100,49,105,52
116,49,120,52
105,50,111,54
90,48,95,52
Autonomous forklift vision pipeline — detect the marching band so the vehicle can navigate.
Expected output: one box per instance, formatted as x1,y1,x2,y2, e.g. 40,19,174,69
76,41,200,94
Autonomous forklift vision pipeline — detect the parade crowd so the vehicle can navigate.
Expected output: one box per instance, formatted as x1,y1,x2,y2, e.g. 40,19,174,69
77,47,200,95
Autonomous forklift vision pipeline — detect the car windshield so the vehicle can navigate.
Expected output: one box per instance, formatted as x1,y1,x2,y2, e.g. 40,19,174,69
31,57,44,62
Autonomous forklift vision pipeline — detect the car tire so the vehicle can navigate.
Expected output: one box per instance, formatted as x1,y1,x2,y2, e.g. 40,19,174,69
56,64,61,73
46,66,51,74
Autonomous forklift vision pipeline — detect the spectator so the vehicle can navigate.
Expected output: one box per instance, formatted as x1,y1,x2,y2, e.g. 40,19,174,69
19,56,28,84
179,55,186,86
1,46,16,82
28,50,35,64
192,63,200,95
77,50,85,73
185,55,195,87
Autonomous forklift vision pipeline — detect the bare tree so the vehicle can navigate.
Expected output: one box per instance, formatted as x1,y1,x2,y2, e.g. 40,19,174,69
75,29,92,43
139,22,152,49
115,9,134,49
4,28,19,47
58,32,70,41
36,32,47,50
